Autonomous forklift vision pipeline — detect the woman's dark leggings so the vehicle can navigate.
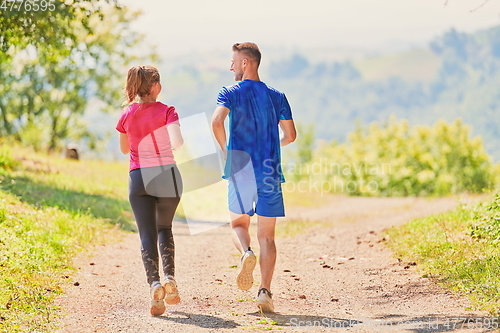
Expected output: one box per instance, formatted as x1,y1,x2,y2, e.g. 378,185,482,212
129,165,182,285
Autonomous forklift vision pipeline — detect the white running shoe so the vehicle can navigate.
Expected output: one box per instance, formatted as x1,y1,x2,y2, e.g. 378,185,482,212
150,281,166,316
257,288,274,313
164,276,180,305
237,249,257,290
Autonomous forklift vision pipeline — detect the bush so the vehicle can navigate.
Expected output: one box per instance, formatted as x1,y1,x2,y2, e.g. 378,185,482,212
470,194,500,241
0,146,20,171
291,117,495,196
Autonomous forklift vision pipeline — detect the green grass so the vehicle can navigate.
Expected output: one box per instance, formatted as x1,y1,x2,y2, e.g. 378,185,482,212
385,194,500,315
0,147,131,332
0,186,121,332
2,149,134,230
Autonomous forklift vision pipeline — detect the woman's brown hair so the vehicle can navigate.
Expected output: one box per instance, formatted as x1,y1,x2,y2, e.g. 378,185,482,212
123,65,160,105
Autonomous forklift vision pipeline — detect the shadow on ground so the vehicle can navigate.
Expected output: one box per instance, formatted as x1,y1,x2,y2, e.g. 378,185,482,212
0,173,136,231
156,311,240,329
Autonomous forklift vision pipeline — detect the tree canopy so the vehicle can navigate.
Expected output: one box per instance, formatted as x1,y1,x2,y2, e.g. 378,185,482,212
0,0,155,150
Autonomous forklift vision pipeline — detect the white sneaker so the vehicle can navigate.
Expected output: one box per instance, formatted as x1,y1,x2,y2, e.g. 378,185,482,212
150,281,166,316
257,288,274,313
237,249,257,290
164,276,180,305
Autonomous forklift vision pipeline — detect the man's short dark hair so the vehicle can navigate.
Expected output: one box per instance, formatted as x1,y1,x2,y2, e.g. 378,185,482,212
232,42,261,66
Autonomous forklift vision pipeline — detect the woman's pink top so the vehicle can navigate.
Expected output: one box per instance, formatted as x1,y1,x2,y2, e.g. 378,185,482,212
116,102,180,171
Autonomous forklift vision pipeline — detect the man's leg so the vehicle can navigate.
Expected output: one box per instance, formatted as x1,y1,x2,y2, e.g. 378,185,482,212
228,178,258,290
257,216,277,291
230,212,251,253
231,212,257,290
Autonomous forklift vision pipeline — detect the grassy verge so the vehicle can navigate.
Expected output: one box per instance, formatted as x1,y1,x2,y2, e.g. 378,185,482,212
0,147,132,332
3,148,134,231
385,194,500,315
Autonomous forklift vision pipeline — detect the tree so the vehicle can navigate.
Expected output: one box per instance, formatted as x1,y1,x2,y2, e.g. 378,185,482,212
0,0,117,58
0,1,156,151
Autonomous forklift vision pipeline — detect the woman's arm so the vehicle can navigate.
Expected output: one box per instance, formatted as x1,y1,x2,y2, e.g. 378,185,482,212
119,133,130,154
167,123,184,150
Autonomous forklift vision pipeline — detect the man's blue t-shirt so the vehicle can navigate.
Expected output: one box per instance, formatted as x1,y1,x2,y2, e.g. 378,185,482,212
216,79,293,183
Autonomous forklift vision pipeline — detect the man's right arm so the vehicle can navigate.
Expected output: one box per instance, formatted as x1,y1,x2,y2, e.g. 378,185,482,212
211,106,230,156
279,119,297,147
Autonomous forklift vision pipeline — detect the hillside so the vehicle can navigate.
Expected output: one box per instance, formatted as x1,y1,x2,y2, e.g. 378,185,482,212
87,25,500,161
265,26,500,160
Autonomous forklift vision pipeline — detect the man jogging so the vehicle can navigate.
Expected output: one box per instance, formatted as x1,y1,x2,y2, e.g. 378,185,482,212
211,42,296,313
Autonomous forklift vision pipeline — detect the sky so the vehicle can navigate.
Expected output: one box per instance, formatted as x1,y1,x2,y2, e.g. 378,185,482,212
118,0,500,58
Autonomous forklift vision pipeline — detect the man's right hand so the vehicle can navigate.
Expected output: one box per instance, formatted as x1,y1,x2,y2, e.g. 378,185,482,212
279,119,297,147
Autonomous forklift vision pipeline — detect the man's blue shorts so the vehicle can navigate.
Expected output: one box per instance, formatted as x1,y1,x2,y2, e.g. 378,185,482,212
228,179,285,217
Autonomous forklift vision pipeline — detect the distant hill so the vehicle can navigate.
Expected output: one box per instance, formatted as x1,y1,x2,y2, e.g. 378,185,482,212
90,25,500,161
264,26,500,161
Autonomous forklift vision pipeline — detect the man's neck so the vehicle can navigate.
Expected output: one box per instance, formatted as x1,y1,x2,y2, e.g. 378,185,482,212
242,72,260,81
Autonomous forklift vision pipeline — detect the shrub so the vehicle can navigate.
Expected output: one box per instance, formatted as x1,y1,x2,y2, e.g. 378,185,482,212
0,146,20,171
470,194,500,241
293,117,495,196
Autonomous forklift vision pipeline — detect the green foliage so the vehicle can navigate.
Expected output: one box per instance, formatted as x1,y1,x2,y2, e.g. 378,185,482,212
295,123,315,164
0,198,112,332
0,2,155,151
17,121,50,152
287,123,315,182
470,194,500,241
304,117,495,196
0,0,118,55
386,195,500,314
0,145,19,170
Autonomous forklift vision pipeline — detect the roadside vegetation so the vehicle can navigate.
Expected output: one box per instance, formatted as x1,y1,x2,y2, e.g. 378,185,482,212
0,145,130,332
386,193,500,315
288,117,498,197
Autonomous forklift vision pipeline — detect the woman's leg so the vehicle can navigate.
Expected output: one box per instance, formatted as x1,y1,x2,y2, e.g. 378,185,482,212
129,169,160,285
155,166,182,278
156,196,179,277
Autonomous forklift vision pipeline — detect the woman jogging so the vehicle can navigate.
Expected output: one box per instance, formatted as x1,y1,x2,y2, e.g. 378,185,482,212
116,65,184,316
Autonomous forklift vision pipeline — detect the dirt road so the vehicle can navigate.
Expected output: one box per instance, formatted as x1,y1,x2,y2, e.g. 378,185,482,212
55,195,493,332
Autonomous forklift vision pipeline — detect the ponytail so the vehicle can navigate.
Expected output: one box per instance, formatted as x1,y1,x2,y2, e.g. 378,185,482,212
123,65,160,105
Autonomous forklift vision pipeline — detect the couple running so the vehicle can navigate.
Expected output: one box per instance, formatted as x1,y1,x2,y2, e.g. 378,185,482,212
116,42,297,316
